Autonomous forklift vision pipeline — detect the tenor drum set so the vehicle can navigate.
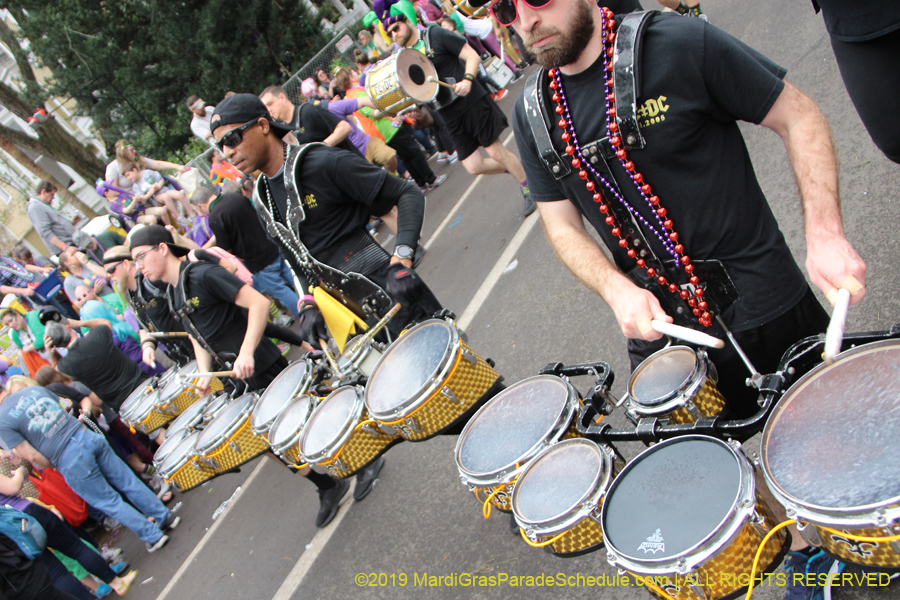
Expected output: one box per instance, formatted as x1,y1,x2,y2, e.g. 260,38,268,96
126,299,899,599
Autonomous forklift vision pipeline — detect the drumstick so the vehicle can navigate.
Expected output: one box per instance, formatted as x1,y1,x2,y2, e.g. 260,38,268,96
824,288,851,365
184,371,236,379
426,76,457,90
346,303,401,356
319,339,341,373
650,320,725,349
149,331,190,338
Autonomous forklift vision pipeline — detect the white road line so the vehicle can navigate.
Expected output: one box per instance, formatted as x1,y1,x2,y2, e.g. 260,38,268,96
155,459,267,600
266,131,531,600
458,212,540,330
270,481,358,600
422,131,516,251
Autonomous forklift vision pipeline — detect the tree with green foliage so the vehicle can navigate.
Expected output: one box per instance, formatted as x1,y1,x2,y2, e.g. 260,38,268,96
3,0,332,161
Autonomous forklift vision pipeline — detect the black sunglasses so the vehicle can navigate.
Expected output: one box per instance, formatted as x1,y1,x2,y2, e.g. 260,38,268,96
216,119,260,151
490,0,554,26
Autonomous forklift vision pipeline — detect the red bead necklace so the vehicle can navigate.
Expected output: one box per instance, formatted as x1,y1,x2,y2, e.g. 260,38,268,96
548,6,712,328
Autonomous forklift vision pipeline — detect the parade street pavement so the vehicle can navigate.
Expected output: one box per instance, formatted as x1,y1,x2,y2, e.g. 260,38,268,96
114,2,899,599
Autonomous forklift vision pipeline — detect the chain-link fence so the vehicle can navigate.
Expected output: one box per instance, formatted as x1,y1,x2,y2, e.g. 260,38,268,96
185,147,216,188
282,29,366,106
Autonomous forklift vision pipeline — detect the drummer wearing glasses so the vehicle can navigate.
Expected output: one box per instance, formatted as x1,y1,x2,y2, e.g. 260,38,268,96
384,2,536,216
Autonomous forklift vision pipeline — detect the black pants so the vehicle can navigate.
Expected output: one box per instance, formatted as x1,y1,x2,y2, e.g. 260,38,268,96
831,27,900,164
388,126,436,187
428,109,455,154
628,287,830,420
4,558,79,600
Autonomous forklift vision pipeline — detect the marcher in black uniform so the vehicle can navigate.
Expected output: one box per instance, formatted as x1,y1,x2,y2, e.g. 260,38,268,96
504,1,867,596
812,0,900,163
128,225,379,526
209,94,442,340
383,6,536,216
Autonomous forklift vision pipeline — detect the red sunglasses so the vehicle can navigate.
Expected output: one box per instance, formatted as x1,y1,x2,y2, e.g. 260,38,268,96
490,0,554,26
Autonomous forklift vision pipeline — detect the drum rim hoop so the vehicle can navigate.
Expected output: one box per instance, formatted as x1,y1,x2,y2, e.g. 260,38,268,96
159,360,200,399
600,434,755,568
760,339,900,517
628,345,706,409
364,319,460,419
166,396,211,437
455,375,579,484
300,386,366,461
154,427,190,467
194,393,258,453
252,360,314,432
512,438,614,535
158,431,201,478
268,395,317,453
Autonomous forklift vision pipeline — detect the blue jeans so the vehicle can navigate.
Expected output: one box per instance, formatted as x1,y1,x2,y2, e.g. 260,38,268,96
58,429,169,544
411,128,436,155
252,256,300,318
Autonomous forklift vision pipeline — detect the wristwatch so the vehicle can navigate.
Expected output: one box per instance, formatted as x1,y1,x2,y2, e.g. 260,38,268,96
392,245,415,261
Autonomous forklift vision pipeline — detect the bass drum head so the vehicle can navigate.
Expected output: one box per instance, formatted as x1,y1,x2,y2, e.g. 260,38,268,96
602,436,741,563
269,395,316,450
512,439,604,525
396,49,438,102
166,395,211,439
457,375,572,478
159,360,198,400
762,341,900,512
195,393,256,453
300,387,358,457
629,346,696,406
252,360,312,433
366,320,453,415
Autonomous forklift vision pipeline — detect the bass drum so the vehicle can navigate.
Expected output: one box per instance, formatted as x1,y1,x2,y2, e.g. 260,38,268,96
365,49,439,116
761,339,900,571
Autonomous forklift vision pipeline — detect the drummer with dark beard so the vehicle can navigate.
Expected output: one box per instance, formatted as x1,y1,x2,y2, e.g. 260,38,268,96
128,225,379,527
209,93,443,341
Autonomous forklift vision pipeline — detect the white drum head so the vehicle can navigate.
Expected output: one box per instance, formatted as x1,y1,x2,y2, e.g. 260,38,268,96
396,49,438,102
158,431,200,476
120,378,154,419
630,346,697,406
366,320,452,415
252,361,312,432
166,395,210,439
269,395,315,449
513,440,604,524
160,360,198,400
196,393,255,452
458,376,571,477
300,387,358,457
155,427,189,466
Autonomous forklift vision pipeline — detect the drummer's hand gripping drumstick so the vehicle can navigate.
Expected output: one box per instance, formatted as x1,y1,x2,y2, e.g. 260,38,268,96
650,320,725,349
824,288,852,365
345,303,401,356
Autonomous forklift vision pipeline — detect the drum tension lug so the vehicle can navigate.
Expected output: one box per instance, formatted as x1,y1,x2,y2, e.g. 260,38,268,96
461,347,478,366
441,386,462,404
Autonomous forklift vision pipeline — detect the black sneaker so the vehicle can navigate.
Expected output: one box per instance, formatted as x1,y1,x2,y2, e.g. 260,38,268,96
160,513,180,532
353,456,384,501
315,478,350,528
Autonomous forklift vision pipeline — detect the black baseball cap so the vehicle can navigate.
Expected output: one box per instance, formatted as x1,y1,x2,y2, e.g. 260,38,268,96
210,93,295,139
128,224,190,257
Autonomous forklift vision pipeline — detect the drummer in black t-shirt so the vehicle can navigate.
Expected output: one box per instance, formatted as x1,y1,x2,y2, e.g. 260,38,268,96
383,5,536,216
128,225,376,527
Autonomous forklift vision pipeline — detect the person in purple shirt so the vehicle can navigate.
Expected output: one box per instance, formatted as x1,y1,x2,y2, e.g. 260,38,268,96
328,97,399,173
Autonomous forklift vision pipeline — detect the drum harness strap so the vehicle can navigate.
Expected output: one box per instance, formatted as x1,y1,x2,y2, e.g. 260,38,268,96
253,142,392,320
165,261,232,370
522,10,736,325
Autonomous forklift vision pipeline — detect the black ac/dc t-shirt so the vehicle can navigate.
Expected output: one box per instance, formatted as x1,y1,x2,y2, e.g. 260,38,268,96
208,193,280,273
57,325,146,411
513,13,808,332
169,261,282,373
420,25,488,121
262,145,393,260
292,102,363,156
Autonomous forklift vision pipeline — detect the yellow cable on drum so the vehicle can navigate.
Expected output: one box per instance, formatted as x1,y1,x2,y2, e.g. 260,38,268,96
482,485,507,519
745,519,794,600
817,525,900,543
519,527,568,548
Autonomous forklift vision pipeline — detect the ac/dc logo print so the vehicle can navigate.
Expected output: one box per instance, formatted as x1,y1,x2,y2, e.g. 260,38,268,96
830,530,877,559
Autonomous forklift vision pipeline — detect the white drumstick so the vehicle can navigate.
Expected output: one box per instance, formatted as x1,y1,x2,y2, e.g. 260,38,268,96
426,76,456,90
651,320,726,349
824,288,851,364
